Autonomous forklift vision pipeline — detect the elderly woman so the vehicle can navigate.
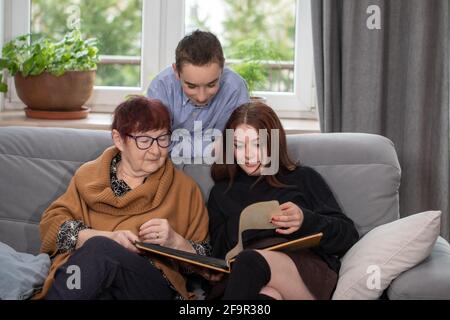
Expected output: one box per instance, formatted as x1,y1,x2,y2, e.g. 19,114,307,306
37,96,209,300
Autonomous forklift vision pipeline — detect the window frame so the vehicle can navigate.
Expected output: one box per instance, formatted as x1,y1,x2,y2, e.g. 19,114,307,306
2,0,316,119
0,0,5,111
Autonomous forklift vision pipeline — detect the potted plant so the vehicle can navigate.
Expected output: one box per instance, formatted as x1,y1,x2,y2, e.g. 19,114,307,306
228,38,281,102
0,29,99,119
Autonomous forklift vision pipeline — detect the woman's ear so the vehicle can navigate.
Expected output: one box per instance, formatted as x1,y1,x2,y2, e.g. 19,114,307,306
112,129,125,152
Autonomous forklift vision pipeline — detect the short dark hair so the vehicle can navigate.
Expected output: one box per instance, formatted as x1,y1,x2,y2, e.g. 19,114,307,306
111,96,171,138
175,30,225,72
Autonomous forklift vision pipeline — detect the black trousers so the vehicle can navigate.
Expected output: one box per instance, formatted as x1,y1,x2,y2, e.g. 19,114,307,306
46,236,174,300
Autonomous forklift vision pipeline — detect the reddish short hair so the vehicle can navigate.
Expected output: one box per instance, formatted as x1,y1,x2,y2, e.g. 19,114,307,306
111,96,171,138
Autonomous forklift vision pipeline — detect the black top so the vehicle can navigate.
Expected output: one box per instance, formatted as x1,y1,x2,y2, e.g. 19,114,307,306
207,166,360,273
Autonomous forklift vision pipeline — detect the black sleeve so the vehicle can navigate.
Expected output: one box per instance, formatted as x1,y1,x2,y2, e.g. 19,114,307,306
286,167,360,257
207,187,239,259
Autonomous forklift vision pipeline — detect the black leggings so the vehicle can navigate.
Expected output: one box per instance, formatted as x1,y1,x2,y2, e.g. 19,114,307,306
223,250,272,300
46,236,174,300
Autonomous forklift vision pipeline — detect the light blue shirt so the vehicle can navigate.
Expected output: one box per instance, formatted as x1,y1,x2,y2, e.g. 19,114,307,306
147,66,250,160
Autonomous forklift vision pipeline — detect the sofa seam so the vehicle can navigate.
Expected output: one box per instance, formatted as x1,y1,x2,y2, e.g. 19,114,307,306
311,163,401,172
0,217,40,225
0,152,86,164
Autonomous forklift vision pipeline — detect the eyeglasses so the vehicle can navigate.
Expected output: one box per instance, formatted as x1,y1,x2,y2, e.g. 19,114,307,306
126,133,172,150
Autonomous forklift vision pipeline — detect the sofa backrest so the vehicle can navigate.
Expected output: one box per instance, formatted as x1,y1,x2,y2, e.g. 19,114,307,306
0,127,112,254
0,127,401,255
287,133,401,236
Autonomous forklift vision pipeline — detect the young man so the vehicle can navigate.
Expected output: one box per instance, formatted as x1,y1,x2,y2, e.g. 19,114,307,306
147,30,249,161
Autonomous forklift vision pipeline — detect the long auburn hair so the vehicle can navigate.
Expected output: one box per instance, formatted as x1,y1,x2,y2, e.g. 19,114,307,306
211,101,297,190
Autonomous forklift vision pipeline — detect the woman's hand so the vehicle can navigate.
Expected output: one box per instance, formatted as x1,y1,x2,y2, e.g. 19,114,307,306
76,229,140,253
109,230,140,253
271,201,304,235
139,218,193,252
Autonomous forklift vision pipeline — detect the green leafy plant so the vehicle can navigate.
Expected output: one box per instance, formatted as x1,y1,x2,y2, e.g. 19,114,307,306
0,29,99,93
229,38,282,96
0,74,6,93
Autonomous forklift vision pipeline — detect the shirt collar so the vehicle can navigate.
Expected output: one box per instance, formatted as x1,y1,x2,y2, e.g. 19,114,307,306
182,91,190,107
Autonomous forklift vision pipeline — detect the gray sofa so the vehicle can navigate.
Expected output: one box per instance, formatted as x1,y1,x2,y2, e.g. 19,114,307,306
0,126,449,299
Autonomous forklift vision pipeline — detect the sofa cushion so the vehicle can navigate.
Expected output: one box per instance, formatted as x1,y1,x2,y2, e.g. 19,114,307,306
387,236,450,300
332,211,441,300
0,241,50,299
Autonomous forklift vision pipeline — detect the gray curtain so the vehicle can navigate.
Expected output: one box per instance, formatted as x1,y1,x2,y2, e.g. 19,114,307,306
311,0,450,240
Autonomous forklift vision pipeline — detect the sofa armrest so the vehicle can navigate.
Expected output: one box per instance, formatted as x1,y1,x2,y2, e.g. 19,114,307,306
387,237,450,299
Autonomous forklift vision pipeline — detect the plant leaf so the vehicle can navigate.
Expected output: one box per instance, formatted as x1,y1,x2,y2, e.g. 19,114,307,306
0,74,7,93
1,28,99,78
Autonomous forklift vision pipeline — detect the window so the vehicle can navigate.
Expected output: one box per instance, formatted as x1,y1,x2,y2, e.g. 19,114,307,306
0,0,5,112
186,0,296,93
184,0,315,118
2,0,316,118
3,0,158,112
31,0,143,87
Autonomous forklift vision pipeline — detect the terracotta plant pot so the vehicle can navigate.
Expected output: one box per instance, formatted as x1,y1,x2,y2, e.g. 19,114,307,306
14,70,95,116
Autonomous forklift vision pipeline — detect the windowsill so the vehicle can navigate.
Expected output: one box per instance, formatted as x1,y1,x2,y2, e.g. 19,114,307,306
0,110,114,131
280,118,321,134
0,110,321,134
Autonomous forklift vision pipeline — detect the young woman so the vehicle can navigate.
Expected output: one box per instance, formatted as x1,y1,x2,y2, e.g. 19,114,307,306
206,102,359,300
